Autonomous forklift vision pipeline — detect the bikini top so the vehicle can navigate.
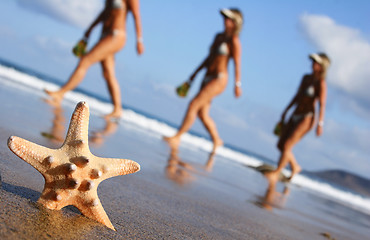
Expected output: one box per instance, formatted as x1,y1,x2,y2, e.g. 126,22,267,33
112,0,125,9
304,78,321,98
218,42,229,56
305,85,315,97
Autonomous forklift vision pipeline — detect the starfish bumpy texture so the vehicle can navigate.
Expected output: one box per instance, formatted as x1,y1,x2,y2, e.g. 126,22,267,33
7,101,140,230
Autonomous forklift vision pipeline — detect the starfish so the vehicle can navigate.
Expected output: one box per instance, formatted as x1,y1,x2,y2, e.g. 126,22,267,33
7,101,140,230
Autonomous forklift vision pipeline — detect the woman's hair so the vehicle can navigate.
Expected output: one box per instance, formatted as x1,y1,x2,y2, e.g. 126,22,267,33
310,53,330,78
320,53,330,78
317,53,331,79
229,9,243,35
221,8,243,35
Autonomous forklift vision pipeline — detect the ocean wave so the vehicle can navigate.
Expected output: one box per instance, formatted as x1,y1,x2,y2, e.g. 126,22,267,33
1,62,370,215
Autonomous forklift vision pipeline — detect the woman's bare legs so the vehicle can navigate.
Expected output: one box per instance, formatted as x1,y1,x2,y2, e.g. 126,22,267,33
276,123,302,179
265,116,312,183
164,77,226,150
45,34,125,103
100,55,123,119
164,95,209,149
286,153,302,181
198,102,223,152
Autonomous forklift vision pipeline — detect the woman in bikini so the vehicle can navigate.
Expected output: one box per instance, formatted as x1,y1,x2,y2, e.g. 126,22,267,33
45,0,144,119
164,8,243,153
265,53,330,183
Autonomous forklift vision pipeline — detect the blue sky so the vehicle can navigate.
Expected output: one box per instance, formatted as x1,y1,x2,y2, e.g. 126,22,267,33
0,0,369,178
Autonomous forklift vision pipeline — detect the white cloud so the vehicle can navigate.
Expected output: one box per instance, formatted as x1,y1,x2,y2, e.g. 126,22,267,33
17,0,102,28
30,35,73,63
213,106,249,130
0,24,16,38
300,13,370,118
33,35,70,51
324,119,370,154
152,82,178,99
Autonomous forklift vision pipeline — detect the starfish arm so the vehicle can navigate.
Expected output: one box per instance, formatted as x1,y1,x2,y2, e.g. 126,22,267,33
75,197,115,230
100,158,141,180
64,101,90,146
8,136,56,173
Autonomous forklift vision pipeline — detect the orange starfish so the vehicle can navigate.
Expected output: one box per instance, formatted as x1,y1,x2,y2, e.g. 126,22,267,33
7,101,140,230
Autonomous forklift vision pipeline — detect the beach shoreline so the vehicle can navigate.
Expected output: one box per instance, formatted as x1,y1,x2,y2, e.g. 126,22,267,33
0,72,369,239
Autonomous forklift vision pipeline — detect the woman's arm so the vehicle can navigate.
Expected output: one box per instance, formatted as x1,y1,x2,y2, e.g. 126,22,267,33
189,57,210,82
281,75,307,121
128,0,144,55
231,36,242,98
189,34,220,82
84,10,105,38
281,97,296,122
316,79,327,136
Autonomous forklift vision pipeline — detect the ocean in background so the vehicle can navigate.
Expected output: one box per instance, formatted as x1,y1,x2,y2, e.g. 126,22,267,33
0,57,369,217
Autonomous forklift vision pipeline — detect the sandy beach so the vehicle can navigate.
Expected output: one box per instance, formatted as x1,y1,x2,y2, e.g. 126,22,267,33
0,78,369,239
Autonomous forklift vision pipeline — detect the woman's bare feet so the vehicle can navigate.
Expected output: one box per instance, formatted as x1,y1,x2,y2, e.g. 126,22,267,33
44,89,63,104
212,138,223,153
287,165,302,181
163,136,180,150
104,108,122,121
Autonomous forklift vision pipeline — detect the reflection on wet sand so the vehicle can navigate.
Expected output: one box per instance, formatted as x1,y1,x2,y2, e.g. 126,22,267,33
165,148,215,186
41,101,118,148
255,181,290,211
32,203,100,238
41,102,65,144
89,119,118,147
251,164,290,211
252,163,291,210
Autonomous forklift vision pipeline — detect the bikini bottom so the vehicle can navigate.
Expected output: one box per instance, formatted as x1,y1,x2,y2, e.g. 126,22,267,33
291,112,314,123
201,72,226,89
100,29,125,40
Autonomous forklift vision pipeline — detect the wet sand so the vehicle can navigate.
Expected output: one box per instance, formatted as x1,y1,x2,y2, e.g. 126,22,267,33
0,82,368,239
